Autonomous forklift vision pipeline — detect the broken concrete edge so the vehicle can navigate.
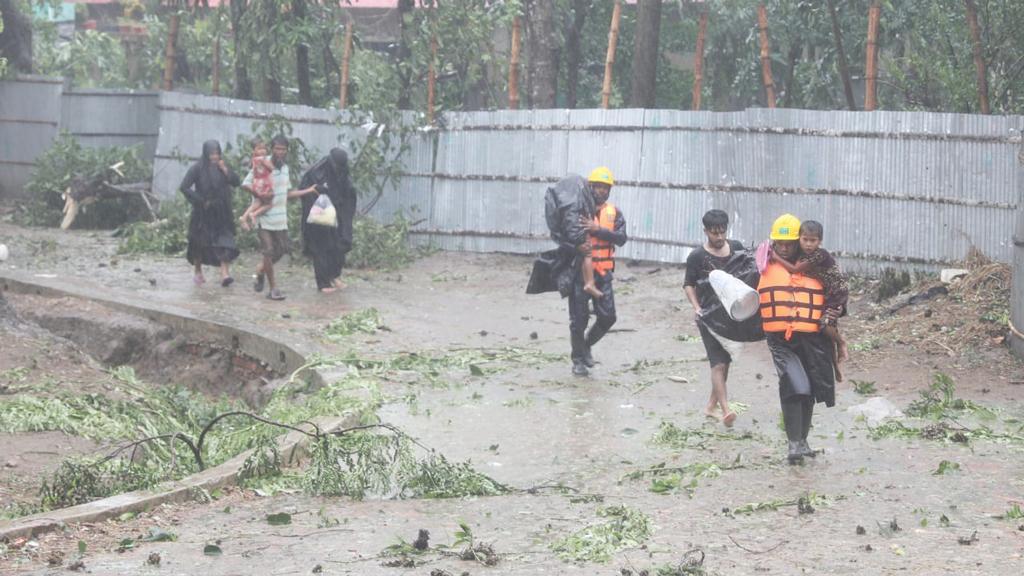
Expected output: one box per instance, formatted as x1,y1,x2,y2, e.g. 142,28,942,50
0,413,359,542
0,270,359,542
0,271,324,389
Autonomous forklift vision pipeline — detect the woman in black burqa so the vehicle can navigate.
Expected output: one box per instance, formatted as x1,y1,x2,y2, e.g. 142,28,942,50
299,148,357,293
179,140,241,287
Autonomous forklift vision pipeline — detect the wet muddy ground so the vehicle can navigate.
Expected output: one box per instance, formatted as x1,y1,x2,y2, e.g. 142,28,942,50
1,222,1023,575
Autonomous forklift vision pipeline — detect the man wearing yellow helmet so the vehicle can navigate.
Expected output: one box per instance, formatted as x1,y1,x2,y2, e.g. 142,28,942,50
567,167,628,376
528,168,627,376
758,214,836,464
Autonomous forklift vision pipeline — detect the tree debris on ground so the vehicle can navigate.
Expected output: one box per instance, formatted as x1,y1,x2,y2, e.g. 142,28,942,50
550,505,651,563
15,134,154,230
847,250,1014,363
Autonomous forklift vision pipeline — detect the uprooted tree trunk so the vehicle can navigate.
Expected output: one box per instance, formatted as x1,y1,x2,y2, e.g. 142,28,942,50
60,162,159,230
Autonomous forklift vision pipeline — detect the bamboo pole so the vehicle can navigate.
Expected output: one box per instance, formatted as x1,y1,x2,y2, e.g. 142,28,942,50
601,0,623,109
756,4,775,109
162,12,180,91
339,24,354,109
692,10,708,111
865,1,880,111
427,34,438,124
509,16,521,109
212,33,221,96
964,0,990,114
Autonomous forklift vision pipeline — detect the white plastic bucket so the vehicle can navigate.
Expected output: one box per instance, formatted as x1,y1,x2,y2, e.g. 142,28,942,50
709,269,760,321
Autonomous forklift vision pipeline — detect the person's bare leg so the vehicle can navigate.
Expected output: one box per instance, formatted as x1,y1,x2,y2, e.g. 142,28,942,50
835,327,849,363
712,363,736,426
219,261,233,286
582,256,603,299
825,325,844,382
193,262,205,284
704,388,719,419
263,255,276,290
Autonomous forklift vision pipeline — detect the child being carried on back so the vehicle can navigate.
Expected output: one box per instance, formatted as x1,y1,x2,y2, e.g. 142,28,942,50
770,220,850,380
239,139,276,231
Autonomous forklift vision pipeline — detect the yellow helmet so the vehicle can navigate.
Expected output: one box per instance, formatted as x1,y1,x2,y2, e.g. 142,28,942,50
588,166,615,187
770,213,801,240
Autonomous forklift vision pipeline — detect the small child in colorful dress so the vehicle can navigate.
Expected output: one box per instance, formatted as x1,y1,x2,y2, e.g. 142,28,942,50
238,139,276,231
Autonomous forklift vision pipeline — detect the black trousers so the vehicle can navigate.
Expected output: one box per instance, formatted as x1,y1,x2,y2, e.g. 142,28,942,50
567,271,616,362
768,331,835,443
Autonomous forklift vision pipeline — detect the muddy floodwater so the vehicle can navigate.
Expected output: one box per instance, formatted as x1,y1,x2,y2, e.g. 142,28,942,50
1,222,1023,575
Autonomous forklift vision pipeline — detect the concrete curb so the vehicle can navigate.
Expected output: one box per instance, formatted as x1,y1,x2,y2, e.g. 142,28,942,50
0,271,353,541
0,271,323,387
0,414,357,542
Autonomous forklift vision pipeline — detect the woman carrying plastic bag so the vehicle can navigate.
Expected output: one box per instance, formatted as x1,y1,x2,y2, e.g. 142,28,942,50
299,149,357,293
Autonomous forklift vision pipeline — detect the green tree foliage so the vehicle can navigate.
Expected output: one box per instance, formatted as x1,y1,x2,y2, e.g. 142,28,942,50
24,0,1024,114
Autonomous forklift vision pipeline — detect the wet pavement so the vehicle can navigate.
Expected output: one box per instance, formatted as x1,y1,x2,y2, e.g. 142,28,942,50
1,222,1023,574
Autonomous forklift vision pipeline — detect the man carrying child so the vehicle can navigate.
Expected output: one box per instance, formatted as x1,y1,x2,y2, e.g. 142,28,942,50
241,135,317,301
527,168,628,376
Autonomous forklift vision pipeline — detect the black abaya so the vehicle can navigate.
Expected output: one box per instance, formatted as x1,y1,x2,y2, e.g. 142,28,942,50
180,140,241,266
299,148,357,289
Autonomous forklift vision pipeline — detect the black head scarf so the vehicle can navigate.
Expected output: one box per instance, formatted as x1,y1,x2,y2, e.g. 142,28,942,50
196,140,228,194
329,148,349,179
318,148,354,204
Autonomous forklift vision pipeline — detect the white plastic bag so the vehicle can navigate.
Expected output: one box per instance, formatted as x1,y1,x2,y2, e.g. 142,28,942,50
306,193,337,227
709,269,760,321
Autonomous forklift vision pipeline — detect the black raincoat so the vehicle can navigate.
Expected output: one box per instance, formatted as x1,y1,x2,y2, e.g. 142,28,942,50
180,140,240,266
694,246,765,343
526,174,596,297
768,332,836,406
299,148,357,289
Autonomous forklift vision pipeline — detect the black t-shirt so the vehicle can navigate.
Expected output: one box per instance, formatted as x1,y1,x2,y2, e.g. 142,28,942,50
684,240,746,289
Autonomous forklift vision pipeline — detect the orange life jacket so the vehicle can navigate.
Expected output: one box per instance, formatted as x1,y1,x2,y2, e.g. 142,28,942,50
757,261,825,340
590,203,618,275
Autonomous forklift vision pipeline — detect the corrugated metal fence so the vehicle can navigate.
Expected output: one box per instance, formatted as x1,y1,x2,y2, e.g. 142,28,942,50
0,77,159,199
2,81,1021,277
410,108,1023,276
152,92,367,196
0,76,64,199
1014,208,1024,358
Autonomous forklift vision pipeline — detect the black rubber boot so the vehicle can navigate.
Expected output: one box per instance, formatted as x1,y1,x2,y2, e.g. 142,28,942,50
800,398,817,457
781,399,805,465
788,441,804,464
582,346,595,368
572,361,589,377
570,331,587,366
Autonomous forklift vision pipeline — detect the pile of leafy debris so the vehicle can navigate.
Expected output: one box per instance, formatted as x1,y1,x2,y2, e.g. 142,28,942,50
845,251,1015,366
550,505,652,563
